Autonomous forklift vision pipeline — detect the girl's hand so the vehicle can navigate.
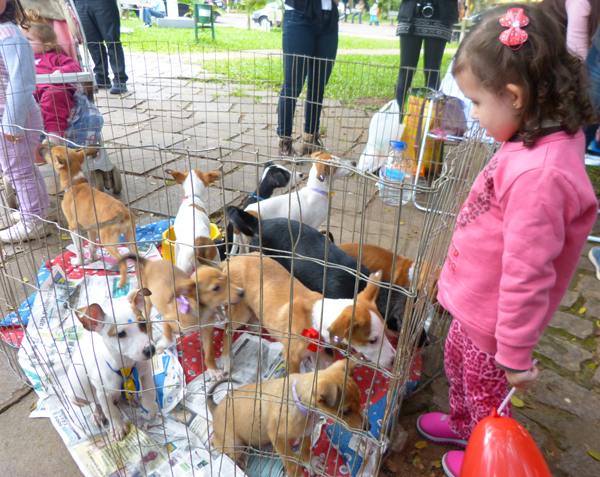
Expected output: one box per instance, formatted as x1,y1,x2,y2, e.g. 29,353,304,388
595,126,600,144
3,133,21,143
505,364,539,392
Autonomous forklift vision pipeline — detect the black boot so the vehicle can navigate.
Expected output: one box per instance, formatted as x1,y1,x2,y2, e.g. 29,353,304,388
300,132,324,156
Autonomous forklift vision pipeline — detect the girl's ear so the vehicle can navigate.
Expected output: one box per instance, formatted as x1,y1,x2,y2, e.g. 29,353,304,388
506,83,526,110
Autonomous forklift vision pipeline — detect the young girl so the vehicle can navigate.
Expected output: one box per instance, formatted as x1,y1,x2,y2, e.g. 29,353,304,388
22,10,81,142
416,5,598,476
0,0,49,242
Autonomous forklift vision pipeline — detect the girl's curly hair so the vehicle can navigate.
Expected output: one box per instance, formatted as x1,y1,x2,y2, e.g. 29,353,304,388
0,0,29,29
452,3,596,147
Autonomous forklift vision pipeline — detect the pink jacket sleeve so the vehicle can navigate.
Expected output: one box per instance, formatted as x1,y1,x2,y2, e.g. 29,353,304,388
495,169,581,370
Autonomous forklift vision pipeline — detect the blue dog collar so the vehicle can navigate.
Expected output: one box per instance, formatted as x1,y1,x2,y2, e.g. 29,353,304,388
106,360,150,413
247,193,265,201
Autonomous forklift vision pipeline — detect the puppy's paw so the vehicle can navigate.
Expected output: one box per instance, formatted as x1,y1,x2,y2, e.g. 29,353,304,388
308,456,325,476
144,401,159,421
88,252,99,262
111,420,129,441
71,256,84,267
205,367,226,381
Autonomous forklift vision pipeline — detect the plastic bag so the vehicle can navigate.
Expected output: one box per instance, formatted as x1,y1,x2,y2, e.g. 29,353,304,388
358,100,404,172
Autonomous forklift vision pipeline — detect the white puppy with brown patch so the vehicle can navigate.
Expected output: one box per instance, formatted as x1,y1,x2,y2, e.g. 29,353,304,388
167,168,222,275
66,289,158,441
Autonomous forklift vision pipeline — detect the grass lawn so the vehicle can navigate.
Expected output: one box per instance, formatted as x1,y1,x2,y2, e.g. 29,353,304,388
120,18,400,52
201,53,455,105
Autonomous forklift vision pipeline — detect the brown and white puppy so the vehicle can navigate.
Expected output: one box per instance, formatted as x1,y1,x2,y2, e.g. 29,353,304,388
40,145,136,288
337,243,440,299
222,254,395,374
231,153,356,255
121,254,244,380
208,358,368,477
167,168,221,276
66,289,158,441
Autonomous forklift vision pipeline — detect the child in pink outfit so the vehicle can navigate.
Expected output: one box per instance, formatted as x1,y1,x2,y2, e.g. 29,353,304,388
416,5,599,477
22,15,81,138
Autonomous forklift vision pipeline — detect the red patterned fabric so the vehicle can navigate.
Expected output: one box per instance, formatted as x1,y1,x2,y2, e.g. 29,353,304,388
445,319,512,441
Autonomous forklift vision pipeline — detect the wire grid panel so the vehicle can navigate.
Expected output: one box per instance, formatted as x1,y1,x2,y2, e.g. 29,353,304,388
0,46,495,477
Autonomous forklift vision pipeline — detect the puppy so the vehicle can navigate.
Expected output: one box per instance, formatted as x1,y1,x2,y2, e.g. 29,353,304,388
231,153,356,254
167,168,221,276
208,359,368,477
337,243,440,302
226,208,415,339
66,289,158,441
41,145,136,287
218,162,304,261
121,254,244,380
223,254,395,374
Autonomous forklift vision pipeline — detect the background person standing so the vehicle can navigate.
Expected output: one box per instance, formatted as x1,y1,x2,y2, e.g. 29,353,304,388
74,0,129,94
394,0,459,111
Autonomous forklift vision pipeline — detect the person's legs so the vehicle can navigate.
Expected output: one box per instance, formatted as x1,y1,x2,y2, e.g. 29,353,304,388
0,106,50,242
303,9,338,141
395,33,424,111
422,36,448,92
75,0,110,86
89,0,128,86
277,10,317,143
142,7,151,24
447,320,511,440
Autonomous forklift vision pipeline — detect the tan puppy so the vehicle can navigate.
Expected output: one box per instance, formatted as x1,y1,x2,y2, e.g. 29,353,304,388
208,358,368,477
121,254,245,380
338,242,440,300
41,145,136,287
222,254,395,374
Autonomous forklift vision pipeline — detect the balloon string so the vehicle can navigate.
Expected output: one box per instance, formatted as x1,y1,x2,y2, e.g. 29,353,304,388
498,359,538,416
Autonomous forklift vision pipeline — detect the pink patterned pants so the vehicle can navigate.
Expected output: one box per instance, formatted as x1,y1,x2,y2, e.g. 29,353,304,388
445,319,512,440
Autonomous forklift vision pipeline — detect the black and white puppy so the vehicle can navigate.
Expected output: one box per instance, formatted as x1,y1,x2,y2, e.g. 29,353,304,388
226,206,426,347
217,163,303,260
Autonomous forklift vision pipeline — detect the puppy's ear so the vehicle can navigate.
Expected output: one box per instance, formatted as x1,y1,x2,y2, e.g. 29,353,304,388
313,163,328,182
75,304,105,332
127,288,151,311
270,170,288,189
310,152,322,159
359,270,382,303
316,381,341,409
166,169,187,185
204,170,221,184
175,279,196,298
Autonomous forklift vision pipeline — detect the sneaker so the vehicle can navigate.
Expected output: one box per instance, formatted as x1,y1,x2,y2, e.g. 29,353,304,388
0,219,50,243
141,23,151,28
278,137,298,157
95,77,111,89
300,132,324,156
416,413,468,447
589,247,600,280
441,451,464,477
110,83,129,95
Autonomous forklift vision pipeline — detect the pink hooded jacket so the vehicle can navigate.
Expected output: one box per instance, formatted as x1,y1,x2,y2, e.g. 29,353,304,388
34,51,81,136
436,131,598,371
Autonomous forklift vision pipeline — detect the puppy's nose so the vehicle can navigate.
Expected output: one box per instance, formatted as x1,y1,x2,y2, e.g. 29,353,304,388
237,289,245,297
299,173,304,178
143,344,156,358
363,420,371,431
350,161,357,167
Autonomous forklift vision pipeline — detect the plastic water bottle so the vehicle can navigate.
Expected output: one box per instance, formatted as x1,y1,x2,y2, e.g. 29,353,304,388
379,141,413,206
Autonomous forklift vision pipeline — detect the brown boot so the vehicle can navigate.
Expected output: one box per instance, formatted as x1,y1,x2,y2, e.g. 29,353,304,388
300,132,324,156
278,137,298,157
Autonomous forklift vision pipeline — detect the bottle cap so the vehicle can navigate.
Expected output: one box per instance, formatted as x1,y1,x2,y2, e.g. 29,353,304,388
389,141,407,151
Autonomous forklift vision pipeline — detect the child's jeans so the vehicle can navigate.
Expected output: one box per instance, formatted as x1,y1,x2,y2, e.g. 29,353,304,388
0,105,49,220
445,319,512,440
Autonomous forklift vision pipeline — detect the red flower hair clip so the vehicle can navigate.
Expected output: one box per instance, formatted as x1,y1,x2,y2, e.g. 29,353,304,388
499,8,529,49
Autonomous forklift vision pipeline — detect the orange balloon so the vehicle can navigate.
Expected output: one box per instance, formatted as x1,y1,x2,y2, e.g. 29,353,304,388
460,409,552,477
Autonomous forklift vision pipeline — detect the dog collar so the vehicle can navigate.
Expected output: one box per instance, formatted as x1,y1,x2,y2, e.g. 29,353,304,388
63,177,89,194
309,188,334,197
292,380,311,416
247,193,265,201
106,361,140,399
301,328,325,353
